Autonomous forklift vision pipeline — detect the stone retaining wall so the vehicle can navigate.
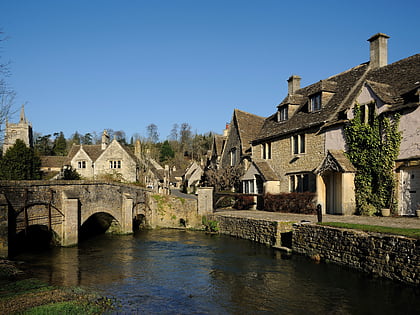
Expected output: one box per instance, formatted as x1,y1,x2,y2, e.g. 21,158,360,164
292,223,420,285
209,214,295,249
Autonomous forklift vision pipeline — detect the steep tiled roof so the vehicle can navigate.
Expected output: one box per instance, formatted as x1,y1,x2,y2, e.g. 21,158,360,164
234,109,265,152
253,53,420,143
67,144,103,162
213,134,226,156
253,161,279,181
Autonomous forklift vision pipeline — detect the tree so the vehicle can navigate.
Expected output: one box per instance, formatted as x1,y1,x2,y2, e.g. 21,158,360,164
113,130,127,145
70,131,81,145
180,122,192,154
159,140,175,163
146,124,159,143
0,139,41,179
0,31,15,144
53,132,67,156
62,166,81,180
81,132,93,145
34,134,53,155
169,123,179,141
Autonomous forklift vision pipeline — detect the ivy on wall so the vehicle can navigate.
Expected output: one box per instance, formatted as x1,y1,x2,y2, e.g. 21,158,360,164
344,103,401,215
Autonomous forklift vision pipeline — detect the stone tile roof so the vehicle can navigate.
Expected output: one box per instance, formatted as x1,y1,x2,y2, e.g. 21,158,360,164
253,53,420,143
253,161,279,181
67,144,103,162
40,156,67,168
234,109,265,152
213,134,226,156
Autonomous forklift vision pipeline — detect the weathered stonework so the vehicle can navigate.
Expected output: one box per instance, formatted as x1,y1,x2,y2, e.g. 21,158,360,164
209,214,295,249
145,192,201,229
292,224,420,285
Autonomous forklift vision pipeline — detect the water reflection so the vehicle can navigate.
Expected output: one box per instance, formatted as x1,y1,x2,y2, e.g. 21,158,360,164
16,230,420,314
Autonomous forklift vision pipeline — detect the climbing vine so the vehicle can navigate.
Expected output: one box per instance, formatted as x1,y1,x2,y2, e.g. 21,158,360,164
344,103,401,215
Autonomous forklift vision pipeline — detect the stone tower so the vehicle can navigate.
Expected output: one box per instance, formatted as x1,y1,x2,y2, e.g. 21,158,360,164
3,105,33,154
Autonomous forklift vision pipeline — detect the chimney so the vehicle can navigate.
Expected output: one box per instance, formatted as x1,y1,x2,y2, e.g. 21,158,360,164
134,139,142,159
101,129,110,150
287,75,301,94
223,123,229,137
368,33,390,69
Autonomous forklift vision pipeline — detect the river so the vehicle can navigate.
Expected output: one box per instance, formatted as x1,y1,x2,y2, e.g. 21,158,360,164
15,229,420,314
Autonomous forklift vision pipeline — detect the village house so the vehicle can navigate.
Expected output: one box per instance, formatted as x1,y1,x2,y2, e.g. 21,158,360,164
219,109,265,171
182,161,203,194
207,131,227,170
249,33,419,215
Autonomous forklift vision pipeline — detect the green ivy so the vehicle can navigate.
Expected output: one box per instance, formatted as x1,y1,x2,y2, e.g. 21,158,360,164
344,103,401,215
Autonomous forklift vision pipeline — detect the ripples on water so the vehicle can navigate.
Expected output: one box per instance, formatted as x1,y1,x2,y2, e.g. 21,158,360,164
16,229,420,314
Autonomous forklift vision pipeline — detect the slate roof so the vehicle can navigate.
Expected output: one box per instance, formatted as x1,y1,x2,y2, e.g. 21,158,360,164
253,53,420,143
234,109,265,153
213,134,226,156
253,161,279,181
40,156,67,168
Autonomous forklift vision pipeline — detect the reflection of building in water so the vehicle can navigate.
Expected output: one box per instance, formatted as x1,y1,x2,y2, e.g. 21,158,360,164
3,105,33,154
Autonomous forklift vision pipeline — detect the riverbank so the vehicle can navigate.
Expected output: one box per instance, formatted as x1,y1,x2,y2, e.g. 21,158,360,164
210,209,420,285
0,260,113,314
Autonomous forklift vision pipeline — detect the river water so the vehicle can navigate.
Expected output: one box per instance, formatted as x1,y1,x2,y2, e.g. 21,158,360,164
16,229,419,314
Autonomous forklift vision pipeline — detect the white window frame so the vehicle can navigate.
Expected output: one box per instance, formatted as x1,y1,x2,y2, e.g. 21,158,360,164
278,106,288,122
292,134,305,155
262,142,272,160
310,94,321,112
78,161,86,169
109,160,122,169
289,173,310,192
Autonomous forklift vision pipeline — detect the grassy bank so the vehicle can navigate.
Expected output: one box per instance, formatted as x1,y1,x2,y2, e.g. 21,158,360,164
319,222,420,239
0,260,114,314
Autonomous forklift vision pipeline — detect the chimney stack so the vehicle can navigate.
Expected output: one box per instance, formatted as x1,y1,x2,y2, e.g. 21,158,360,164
368,33,390,69
101,129,110,150
287,75,301,94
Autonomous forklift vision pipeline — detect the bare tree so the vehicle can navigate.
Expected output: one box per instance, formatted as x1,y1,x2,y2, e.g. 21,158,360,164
0,31,15,144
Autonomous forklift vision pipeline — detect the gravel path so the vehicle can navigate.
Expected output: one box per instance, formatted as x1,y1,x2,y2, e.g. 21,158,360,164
214,209,420,229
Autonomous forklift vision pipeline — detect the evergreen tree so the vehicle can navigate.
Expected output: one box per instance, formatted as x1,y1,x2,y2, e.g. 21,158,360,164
53,132,67,156
0,139,41,180
159,140,175,163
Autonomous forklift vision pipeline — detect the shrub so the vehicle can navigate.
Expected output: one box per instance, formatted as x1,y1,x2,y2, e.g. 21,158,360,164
233,195,255,210
264,192,316,214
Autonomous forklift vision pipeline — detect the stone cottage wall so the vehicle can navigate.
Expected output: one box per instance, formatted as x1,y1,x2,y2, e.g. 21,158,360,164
292,224,420,285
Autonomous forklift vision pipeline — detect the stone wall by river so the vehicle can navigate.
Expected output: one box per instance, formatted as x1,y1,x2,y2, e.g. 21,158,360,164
292,223,420,285
210,214,419,285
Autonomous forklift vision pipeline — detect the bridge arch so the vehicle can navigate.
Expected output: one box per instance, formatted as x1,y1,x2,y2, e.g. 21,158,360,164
79,211,122,241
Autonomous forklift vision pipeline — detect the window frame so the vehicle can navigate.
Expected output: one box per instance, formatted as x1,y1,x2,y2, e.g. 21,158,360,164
278,105,288,122
261,142,272,160
310,93,322,112
292,134,305,155
109,160,122,169
78,161,86,169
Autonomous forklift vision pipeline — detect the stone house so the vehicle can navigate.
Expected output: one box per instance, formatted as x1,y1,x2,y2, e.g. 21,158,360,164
67,130,141,182
207,133,227,170
220,109,265,171
183,161,203,194
250,33,419,215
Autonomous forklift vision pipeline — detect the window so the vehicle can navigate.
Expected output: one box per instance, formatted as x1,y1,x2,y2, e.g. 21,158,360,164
78,161,86,169
110,160,121,169
278,106,288,122
360,103,375,125
262,142,272,159
243,180,255,194
292,134,305,154
289,173,313,192
230,148,237,166
310,94,322,112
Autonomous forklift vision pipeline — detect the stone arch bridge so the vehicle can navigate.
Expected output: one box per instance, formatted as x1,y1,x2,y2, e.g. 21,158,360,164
0,181,213,258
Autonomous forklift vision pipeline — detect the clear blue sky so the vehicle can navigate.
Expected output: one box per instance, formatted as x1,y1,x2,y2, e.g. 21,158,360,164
1,0,419,141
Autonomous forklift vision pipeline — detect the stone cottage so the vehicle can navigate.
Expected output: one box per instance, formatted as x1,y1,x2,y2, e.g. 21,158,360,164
220,109,265,171
250,33,419,215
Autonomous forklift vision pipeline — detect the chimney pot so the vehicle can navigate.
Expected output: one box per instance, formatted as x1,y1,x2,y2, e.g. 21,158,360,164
368,33,390,69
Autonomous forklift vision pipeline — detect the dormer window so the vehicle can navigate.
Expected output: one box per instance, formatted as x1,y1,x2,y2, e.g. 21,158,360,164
310,93,322,112
278,106,288,122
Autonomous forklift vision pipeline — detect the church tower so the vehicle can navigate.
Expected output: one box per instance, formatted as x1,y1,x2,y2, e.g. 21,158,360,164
3,105,33,154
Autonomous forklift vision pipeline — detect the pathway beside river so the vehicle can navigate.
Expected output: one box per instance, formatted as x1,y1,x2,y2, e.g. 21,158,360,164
214,209,420,229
